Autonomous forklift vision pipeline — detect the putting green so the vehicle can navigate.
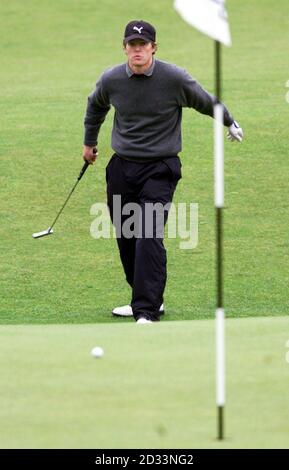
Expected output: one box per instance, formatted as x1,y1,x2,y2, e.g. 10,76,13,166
0,316,288,448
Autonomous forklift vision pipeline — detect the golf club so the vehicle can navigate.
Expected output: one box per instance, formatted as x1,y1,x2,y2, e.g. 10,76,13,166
32,153,95,239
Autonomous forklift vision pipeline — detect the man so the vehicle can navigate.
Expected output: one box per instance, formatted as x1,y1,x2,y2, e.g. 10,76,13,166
83,20,243,324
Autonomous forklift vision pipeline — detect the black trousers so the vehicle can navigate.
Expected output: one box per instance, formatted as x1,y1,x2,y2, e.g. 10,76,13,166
106,154,182,321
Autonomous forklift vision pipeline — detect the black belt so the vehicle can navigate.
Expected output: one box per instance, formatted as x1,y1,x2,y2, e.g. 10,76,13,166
116,153,178,163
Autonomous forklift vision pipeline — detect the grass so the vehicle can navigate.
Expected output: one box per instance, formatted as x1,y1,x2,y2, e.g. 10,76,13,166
0,0,288,448
0,316,288,449
0,0,288,323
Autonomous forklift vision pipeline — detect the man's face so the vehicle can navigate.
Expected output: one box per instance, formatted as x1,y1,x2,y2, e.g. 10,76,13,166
124,39,156,67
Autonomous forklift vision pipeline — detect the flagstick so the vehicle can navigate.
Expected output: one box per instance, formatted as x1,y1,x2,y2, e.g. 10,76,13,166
214,40,225,440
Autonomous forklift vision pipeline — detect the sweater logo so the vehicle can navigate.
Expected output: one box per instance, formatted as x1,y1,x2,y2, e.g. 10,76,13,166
133,26,144,34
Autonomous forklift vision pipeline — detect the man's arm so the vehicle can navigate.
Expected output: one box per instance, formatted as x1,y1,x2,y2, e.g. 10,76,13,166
179,70,234,126
178,70,243,141
83,76,111,163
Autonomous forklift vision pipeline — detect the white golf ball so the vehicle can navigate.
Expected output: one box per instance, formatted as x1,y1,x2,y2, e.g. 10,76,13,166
91,346,104,358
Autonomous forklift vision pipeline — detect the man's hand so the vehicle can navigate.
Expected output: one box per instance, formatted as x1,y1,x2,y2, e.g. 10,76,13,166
227,121,244,142
83,145,98,164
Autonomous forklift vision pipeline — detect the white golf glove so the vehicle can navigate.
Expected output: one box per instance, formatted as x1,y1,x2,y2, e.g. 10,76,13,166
227,121,243,142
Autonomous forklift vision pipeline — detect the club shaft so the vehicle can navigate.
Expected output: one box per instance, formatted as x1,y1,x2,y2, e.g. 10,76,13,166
49,161,90,230
49,181,79,230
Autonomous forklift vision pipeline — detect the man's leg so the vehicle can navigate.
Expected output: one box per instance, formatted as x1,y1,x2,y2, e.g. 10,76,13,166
131,158,181,321
115,236,136,288
132,226,167,321
106,155,137,288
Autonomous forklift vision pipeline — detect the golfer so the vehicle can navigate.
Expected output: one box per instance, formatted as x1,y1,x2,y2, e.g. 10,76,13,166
83,20,243,324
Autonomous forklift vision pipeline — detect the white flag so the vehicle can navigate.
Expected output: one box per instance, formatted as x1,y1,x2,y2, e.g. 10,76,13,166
174,0,231,46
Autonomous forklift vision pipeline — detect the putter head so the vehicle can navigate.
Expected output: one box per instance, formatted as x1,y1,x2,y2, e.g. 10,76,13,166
32,227,53,239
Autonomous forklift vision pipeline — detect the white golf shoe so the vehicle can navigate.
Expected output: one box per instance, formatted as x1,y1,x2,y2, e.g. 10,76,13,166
136,318,153,324
112,303,164,317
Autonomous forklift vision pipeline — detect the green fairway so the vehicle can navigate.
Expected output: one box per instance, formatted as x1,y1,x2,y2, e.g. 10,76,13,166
0,0,288,323
0,316,288,448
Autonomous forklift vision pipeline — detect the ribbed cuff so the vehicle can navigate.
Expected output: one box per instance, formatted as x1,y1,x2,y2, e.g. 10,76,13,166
84,141,97,147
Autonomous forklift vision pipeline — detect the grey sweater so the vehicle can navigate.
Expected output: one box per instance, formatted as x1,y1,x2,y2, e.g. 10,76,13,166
84,58,234,158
